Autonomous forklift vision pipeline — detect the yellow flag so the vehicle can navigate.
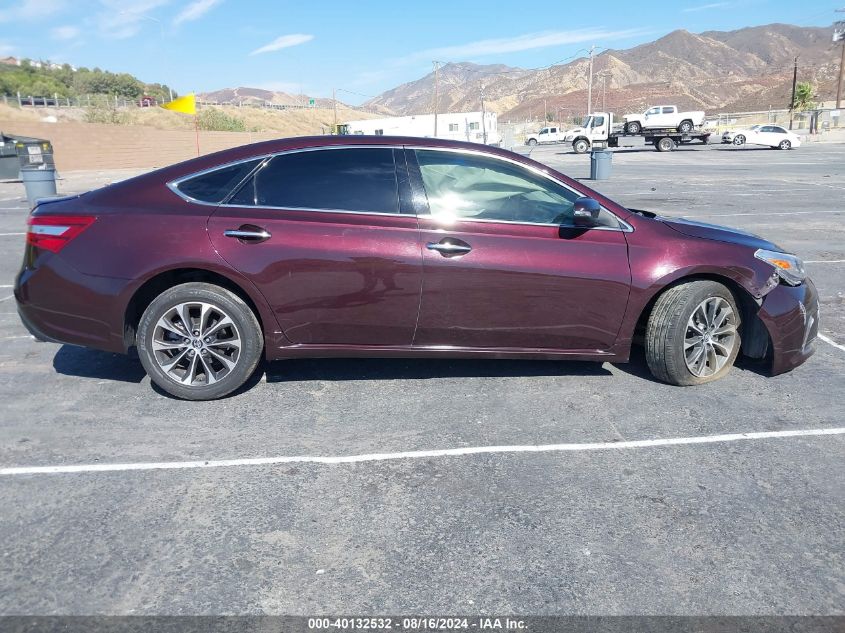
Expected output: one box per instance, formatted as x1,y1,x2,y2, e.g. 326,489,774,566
161,93,196,115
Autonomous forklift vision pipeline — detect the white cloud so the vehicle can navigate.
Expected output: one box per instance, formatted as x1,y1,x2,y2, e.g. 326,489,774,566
173,0,222,26
0,0,67,23
51,25,80,40
249,33,313,56
407,28,649,62
95,0,170,40
682,2,729,12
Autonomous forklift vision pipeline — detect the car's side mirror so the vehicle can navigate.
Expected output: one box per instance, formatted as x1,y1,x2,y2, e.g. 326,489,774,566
572,197,601,227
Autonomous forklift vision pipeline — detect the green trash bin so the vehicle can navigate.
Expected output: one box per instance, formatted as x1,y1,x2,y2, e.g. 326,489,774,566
590,149,613,180
0,133,20,181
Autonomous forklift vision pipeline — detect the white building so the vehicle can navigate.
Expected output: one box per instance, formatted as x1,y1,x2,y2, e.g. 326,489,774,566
345,111,500,145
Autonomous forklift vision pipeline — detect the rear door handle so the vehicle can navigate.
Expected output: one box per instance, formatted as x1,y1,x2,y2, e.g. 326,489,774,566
426,239,472,256
224,225,271,243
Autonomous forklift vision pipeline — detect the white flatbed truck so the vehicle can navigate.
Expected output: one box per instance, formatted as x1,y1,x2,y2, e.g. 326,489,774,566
565,112,711,153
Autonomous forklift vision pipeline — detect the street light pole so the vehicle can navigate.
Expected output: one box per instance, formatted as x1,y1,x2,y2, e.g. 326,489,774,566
587,44,595,116
432,61,440,137
835,9,845,109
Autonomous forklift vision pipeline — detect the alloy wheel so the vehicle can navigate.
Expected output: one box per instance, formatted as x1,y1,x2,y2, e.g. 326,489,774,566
779,140,791,150
151,301,241,386
684,297,738,378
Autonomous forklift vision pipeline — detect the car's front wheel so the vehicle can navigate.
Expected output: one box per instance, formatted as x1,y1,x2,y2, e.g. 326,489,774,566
645,280,741,386
573,139,590,154
137,282,264,400
778,139,792,150
733,135,746,146
527,138,538,147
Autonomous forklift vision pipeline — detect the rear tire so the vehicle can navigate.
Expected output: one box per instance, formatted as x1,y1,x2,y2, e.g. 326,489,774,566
625,121,641,135
678,120,694,133
655,137,675,152
645,280,741,386
137,282,264,400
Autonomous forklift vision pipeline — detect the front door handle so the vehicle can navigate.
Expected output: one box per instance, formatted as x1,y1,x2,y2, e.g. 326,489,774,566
224,225,271,243
426,239,472,256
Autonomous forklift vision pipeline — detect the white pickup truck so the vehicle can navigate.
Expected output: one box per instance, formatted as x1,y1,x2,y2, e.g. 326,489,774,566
623,105,705,134
525,126,566,146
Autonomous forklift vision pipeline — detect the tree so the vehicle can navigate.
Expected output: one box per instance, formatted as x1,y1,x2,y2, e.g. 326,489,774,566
792,82,817,112
545,112,554,122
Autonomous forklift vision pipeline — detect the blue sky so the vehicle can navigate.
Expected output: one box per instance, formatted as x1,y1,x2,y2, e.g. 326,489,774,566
0,0,839,103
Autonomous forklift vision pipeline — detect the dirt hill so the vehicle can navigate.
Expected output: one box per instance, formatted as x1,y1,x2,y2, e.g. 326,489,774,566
364,23,840,118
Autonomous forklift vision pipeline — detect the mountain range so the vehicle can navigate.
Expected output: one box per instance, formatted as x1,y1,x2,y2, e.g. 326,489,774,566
362,23,841,119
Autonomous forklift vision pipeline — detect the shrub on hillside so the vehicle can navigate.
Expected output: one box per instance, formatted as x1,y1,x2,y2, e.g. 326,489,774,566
198,108,247,132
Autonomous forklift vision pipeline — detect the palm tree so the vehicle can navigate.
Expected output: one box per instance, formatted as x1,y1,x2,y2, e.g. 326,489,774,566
792,82,817,112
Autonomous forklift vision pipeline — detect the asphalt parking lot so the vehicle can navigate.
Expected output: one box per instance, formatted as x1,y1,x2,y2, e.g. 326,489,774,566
0,142,843,616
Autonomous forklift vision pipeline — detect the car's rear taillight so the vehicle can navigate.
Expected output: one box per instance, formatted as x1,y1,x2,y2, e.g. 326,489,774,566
27,215,96,253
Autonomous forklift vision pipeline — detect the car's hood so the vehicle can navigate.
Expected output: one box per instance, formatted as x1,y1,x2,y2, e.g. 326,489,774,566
658,215,783,251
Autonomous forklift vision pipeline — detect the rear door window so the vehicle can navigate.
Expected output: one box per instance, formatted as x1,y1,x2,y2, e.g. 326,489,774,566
174,158,263,203
230,148,399,214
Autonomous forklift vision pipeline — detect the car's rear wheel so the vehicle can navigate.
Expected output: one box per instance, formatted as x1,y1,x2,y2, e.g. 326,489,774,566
733,135,745,146
625,121,641,135
137,282,264,400
779,139,791,150
678,120,694,133
645,280,741,386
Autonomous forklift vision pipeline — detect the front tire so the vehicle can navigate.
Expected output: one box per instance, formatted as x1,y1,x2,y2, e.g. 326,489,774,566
527,138,538,147
645,280,741,386
573,139,590,154
778,140,791,150
137,282,264,400
733,135,745,146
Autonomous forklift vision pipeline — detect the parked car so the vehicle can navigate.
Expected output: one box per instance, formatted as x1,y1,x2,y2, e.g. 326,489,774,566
725,125,801,149
623,105,706,134
525,126,566,146
15,137,818,400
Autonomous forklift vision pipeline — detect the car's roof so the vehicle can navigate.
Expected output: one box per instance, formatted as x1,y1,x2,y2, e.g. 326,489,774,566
149,135,527,186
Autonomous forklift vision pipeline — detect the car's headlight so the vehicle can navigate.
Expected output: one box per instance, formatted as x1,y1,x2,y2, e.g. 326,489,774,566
754,249,806,286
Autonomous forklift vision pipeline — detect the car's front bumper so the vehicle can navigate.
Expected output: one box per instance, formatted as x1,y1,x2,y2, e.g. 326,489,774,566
758,278,819,375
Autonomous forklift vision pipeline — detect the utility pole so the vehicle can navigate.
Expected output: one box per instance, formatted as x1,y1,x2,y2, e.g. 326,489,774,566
587,44,595,116
432,61,440,137
835,10,845,110
480,85,488,144
789,56,798,130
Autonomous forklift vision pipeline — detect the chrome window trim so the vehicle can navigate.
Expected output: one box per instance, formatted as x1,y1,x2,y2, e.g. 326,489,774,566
166,142,633,232
167,155,272,206
217,202,410,218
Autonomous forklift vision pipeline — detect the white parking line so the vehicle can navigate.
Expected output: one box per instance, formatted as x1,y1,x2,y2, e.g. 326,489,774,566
694,210,843,218
2,427,842,477
0,232,24,236
805,260,845,264
819,334,845,353
0,295,14,302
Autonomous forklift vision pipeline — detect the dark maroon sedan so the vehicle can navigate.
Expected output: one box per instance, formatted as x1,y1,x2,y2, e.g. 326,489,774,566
15,136,818,399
